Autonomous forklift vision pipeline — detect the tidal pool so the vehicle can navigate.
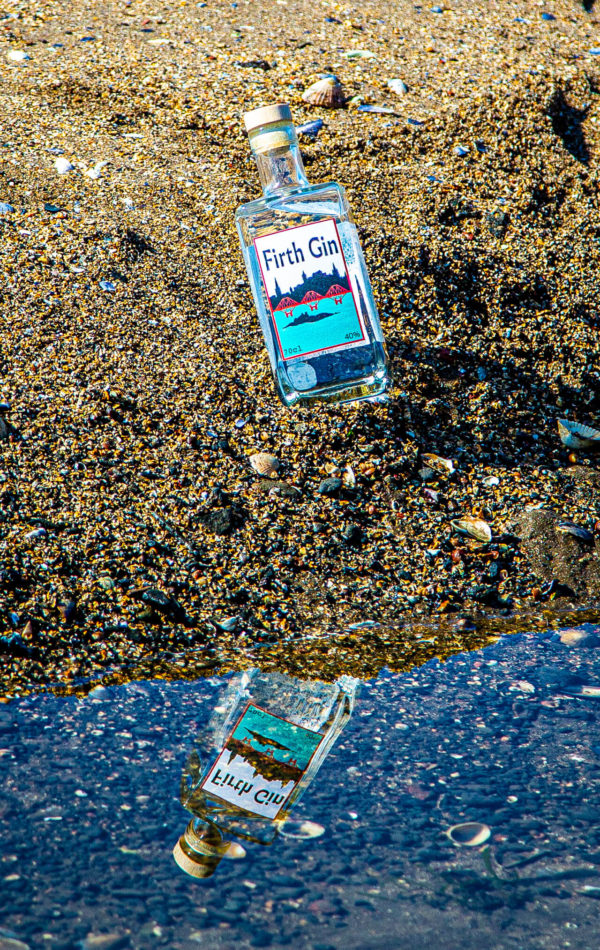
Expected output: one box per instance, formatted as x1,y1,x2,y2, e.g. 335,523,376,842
1,625,600,949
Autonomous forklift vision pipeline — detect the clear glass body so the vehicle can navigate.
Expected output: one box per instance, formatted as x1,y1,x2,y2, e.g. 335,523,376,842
236,124,390,407
180,669,358,847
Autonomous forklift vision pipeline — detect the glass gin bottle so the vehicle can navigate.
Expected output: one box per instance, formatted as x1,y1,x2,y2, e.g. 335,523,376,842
235,103,390,407
173,668,358,878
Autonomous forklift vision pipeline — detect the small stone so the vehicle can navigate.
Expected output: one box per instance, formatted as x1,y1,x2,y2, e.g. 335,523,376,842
54,157,74,174
82,935,129,950
341,524,362,545
318,477,342,496
7,50,30,63
201,507,237,535
387,78,408,95
486,211,509,237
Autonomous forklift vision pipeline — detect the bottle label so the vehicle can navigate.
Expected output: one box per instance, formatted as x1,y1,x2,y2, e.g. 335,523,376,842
200,703,323,819
254,218,367,361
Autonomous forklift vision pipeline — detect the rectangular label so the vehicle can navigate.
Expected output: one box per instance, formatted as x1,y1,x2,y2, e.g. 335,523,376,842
254,218,366,361
201,703,322,819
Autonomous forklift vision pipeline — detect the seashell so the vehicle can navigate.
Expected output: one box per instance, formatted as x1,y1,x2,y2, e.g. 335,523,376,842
557,521,594,542
325,462,341,476
249,452,280,478
99,280,116,292
387,78,408,95
0,202,15,215
296,119,324,139
422,453,455,475
342,464,356,488
7,49,30,63
54,157,74,174
423,487,440,503
212,616,238,632
224,842,246,859
446,822,491,847
562,684,600,699
454,145,469,156
557,418,600,450
279,819,325,839
25,527,47,541
482,475,500,487
343,49,376,60
451,516,492,542
419,466,435,481
122,197,135,210
302,76,345,109
358,104,398,115
86,160,109,180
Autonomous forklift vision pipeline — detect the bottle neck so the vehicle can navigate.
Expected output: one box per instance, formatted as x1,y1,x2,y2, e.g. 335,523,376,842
250,124,309,196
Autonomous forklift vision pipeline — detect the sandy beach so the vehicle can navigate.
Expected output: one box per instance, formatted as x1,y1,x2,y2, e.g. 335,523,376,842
1,0,600,695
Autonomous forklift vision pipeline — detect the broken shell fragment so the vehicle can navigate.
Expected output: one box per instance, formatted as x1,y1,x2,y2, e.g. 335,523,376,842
451,516,492,542
302,76,346,108
557,522,594,542
342,464,356,488
446,822,491,847
387,78,408,95
557,418,600,450
422,453,455,475
249,452,280,478
54,157,74,174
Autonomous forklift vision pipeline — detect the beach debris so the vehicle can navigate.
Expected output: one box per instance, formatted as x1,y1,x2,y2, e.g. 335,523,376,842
446,822,491,847
302,76,345,108
451,516,492,542
541,12,556,20
25,527,47,541
342,464,356,488
0,202,14,215
559,627,599,647
358,104,398,115
557,521,594,542
86,160,109,180
387,78,408,95
422,453,455,476
249,452,280,478
454,145,469,156
343,49,376,60
297,119,324,139
99,280,116,292
279,819,325,839
557,418,600,450
122,197,135,210
235,59,272,70
54,157,74,174
483,475,500,487
7,49,30,63
561,684,600,699
44,203,62,213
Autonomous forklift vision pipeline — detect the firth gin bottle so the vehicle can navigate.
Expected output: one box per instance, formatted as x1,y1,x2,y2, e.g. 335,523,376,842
235,103,390,407
173,669,358,878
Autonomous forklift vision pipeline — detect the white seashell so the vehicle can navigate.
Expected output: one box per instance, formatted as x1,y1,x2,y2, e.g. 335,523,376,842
122,197,135,210
249,452,280,478
7,49,30,63
86,160,109,180
54,157,74,174
342,464,356,488
99,280,116,292
25,527,47,541
343,49,377,60
302,76,345,108
0,202,14,215
422,453,455,475
447,822,491,847
279,819,325,839
482,475,500,487
557,418,600,450
387,78,408,96
454,145,469,156
451,516,492,542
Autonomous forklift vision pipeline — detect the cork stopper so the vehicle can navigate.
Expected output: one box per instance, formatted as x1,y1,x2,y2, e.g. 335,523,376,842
243,103,292,134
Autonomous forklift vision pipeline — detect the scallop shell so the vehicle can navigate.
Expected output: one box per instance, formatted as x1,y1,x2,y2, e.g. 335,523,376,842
446,822,491,847
422,453,455,475
302,76,345,109
451,516,492,542
557,418,600,450
249,452,280,478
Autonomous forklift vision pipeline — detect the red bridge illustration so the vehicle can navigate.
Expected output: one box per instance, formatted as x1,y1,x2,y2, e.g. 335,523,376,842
325,284,350,305
274,296,299,318
301,291,323,312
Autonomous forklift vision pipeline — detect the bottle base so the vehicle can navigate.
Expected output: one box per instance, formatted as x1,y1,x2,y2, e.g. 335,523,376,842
279,371,390,408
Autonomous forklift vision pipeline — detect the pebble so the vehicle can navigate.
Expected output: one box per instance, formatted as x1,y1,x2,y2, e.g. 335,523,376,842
318,477,342,496
387,79,408,95
54,157,74,174
6,50,29,63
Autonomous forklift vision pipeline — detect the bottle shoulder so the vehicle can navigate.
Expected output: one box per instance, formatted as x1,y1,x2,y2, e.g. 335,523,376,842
236,180,348,223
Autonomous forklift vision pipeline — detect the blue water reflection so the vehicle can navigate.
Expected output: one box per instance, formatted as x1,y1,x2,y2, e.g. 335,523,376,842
1,626,599,949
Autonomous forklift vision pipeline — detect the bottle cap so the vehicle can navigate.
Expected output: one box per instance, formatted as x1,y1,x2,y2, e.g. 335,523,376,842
243,103,292,134
173,820,230,880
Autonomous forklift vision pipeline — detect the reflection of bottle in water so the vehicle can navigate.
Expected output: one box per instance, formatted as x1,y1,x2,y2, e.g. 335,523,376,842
173,669,358,878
